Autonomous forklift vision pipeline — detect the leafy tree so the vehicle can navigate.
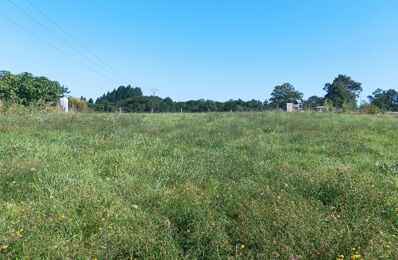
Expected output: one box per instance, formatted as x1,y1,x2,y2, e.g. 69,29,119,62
204,100,217,112
323,75,362,109
88,98,94,104
367,88,398,111
306,95,324,106
92,85,269,113
246,99,263,111
269,83,303,109
323,100,335,112
303,95,324,110
0,71,68,105
96,85,142,104
342,100,356,112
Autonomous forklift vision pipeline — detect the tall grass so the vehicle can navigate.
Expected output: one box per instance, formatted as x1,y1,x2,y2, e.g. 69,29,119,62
0,112,397,259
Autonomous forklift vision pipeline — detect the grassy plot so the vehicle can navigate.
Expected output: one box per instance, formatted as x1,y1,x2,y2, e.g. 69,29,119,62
0,112,397,259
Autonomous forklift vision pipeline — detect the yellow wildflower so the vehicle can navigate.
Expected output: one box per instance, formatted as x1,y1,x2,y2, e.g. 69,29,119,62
241,244,245,249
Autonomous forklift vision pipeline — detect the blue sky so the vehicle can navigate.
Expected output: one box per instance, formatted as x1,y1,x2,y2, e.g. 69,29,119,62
1,0,397,102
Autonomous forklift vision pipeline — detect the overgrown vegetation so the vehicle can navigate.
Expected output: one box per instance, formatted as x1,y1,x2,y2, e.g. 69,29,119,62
88,75,398,113
0,112,397,259
1,70,397,113
93,85,266,113
0,71,68,105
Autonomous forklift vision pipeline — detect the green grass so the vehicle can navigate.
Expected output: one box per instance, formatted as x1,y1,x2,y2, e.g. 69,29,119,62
0,112,397,259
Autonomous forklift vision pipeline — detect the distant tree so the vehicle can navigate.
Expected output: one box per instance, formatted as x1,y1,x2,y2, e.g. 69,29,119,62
303,95,324,110
306,95,324,106
269,83,303,109
246,99,263,111
223,100,238,112
367,88,398,111
323,75,362,109
342,100,356,112
323,99,335,112
204,100,217,112
91,85,270,113
88,98,94,104
96,85,142,104
262,100,271,110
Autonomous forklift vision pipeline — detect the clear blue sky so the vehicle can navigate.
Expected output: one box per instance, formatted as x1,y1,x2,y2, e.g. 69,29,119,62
1,0,397,102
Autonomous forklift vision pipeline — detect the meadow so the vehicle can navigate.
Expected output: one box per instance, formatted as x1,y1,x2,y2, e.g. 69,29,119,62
0,112,397,259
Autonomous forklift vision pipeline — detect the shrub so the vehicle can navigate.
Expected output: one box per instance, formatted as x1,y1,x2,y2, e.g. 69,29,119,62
361,104,381,114
0,99,57,115
0,71,68,105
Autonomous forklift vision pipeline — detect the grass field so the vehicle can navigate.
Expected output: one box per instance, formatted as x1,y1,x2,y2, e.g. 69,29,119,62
0,112,397,259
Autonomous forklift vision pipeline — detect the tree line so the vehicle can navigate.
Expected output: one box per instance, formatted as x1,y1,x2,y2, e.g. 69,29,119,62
1,70,397,113
90,74,397,113
90,85,265,113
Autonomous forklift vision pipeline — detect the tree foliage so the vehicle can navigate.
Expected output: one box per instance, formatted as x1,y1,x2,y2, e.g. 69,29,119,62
367,88,398,111
306,95,324,106
323,75,362,109
96,85,143,104
94,93,268,113
0,71,68,105
361,103,382,114
269,83,303,109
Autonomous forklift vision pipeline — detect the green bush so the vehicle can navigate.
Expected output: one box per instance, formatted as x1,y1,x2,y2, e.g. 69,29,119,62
361,104,381,114
0,71,68,105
